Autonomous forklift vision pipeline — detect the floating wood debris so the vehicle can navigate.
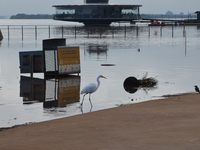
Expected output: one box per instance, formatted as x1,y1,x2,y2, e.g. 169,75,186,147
101,64,115,66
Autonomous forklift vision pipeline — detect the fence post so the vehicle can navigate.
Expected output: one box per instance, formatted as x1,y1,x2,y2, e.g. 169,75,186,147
148,26,150,37
8,26,10,41
136,25,139,36
112,26,114,38
124,25,126,38
75,26,76,39
21,26,23,41
62,26,64,38
183,25,186,37
160,26,162,37
35,26,37,40
49,26,50,39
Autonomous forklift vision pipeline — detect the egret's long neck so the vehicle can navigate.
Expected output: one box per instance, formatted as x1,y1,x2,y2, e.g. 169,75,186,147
96,78,100,89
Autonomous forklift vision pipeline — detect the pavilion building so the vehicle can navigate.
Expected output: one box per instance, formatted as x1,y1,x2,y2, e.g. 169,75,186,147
53,0,142,26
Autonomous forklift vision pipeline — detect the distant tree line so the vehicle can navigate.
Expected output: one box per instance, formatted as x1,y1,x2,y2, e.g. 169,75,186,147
0,16,6,19
10,13,54,19
141,13,197,20
141,11,197,19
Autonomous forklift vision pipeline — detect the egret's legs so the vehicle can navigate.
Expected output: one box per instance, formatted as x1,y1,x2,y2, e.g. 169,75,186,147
81,93,93,107
89,94,93,107
81,93,87,106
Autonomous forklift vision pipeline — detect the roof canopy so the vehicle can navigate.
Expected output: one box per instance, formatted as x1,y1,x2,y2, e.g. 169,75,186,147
53,4,142,8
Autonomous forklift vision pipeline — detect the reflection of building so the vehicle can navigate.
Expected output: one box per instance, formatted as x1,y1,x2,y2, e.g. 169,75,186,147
53,0,142,26
20,76,44,104
84,44,108,60
195,11,200,20
20,76,80,107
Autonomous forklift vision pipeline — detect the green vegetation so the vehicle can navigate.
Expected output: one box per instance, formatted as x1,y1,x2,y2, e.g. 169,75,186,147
10,13,54,19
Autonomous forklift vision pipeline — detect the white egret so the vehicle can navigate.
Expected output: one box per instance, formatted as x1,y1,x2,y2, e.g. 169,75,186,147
81,75,106,106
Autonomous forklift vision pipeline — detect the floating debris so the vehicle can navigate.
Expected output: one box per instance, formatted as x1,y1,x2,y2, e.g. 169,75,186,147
154,31,158,35
101,64,115,66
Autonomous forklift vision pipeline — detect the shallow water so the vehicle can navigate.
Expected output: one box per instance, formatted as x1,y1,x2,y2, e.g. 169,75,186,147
0,19,200,128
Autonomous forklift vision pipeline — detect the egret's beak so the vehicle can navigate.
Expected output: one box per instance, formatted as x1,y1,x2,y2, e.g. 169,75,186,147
103,76,107,79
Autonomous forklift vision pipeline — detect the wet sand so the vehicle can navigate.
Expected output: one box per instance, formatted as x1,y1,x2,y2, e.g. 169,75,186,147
0,93,200,150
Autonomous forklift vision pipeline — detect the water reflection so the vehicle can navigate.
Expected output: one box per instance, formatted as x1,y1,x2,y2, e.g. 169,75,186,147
84,44,108,60
54,25,143,38
20,75,80,108
123,76,139,94
20,76,44,104
123,75,158,95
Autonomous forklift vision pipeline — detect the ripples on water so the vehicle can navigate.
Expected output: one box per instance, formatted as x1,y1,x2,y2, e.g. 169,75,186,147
0,19,200,128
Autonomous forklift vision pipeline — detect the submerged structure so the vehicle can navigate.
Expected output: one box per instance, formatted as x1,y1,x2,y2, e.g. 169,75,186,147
53,0,142,26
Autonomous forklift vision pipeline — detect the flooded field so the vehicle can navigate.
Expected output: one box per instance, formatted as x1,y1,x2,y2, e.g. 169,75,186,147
0,19,200,128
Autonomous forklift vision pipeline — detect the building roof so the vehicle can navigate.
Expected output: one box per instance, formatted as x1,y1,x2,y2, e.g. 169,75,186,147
53,3,142,8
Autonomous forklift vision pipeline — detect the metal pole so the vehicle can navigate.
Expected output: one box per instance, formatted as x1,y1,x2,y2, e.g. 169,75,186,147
172,25,174,38
35,26,37,40
62,26,64,38
148,26,150,37
124,25,126,38
112,26,114,38
136,25,139,36
75,26,76,39
183,25,186,37
8,26,10,41
160,26,162,37
49,26,50,39
184,28,187,56
21,26,23,41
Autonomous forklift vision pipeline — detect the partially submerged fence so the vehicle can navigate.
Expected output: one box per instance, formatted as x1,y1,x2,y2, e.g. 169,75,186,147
0,24,190,41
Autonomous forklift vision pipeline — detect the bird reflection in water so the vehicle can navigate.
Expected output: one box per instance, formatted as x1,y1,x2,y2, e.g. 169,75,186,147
80,75,107,109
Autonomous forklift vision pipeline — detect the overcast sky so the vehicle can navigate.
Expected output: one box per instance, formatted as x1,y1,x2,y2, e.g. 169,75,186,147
0,0,199,16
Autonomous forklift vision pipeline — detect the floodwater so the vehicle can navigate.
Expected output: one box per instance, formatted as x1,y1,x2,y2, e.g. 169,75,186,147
0,19,200,128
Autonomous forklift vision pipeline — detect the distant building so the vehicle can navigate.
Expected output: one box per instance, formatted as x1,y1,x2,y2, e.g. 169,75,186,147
195,11,200,20
53,0,142,26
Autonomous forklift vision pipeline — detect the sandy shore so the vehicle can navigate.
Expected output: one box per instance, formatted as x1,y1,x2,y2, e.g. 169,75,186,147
0,93,200,150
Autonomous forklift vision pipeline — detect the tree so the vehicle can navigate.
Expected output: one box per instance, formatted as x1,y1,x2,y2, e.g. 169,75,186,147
165,11,173,15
